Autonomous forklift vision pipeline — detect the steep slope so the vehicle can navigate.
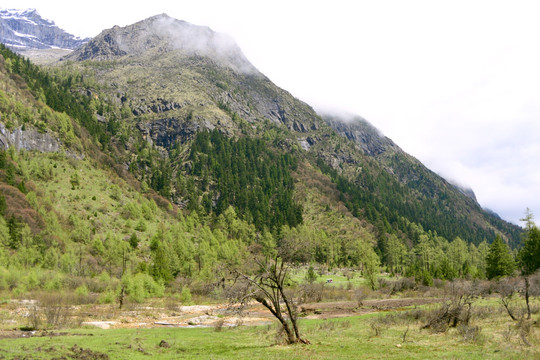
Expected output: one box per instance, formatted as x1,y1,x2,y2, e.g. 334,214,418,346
58,14,521,248
0,43,267,297
321,114,522,246
0,8,88,50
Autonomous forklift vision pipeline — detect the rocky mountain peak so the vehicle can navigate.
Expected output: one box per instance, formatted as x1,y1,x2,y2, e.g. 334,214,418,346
0,8,88,50
65,14,257,74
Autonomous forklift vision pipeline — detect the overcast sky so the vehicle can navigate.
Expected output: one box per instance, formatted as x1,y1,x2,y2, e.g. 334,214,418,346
4,0,539,226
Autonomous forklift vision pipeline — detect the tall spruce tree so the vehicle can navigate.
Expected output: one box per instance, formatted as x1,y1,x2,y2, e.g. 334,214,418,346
518,209,540,319
486,235,515,280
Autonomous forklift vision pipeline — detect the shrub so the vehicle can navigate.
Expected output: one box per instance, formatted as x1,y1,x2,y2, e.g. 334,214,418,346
214,318,225,332
180,286,192,304
457,324,484,344
135,219,147,232
299,282,324,303
369,317,388,337
75,284,89,297
122,273,164,303
44,273,64,291
25,271,40,291
0,268,7,291
354,286,368,306
305,265,318,283
316,319,351,332
37,293,73,329
98,290,116,304
422,281,476,333
390,277,416,294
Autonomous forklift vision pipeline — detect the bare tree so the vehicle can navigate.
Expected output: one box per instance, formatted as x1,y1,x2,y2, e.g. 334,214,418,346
422,281,476,332
496,277,522,321
228,255,310,345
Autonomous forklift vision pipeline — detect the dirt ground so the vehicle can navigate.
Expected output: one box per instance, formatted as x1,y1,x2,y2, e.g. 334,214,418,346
0,297,441,337
300,297,440,319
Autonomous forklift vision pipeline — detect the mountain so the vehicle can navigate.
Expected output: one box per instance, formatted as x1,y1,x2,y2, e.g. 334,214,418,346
59,14,521,247
0,13,524,293
0,8,88,50
66,14,254,73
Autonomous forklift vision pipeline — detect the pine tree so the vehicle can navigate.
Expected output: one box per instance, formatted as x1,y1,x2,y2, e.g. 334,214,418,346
7,216,21,249
486,235,515,279
519,227,540,276
518,211,540,319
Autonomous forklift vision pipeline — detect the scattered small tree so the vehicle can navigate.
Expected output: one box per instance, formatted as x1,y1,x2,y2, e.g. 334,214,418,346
305,265,317,284
496,277,522,321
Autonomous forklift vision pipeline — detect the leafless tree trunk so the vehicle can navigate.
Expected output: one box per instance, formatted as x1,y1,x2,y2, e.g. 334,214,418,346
497,278,519,321
524,276,531,320
228,255,309,345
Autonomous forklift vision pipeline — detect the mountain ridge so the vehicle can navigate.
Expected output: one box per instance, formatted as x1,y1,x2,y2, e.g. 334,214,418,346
64,13,256,74
0,8,88,50
58,15,522,246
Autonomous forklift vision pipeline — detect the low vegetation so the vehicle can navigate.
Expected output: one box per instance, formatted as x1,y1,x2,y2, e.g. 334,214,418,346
0,274,538,359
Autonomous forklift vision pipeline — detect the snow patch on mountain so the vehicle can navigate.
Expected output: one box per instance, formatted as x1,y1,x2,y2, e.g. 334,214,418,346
0,8,88,51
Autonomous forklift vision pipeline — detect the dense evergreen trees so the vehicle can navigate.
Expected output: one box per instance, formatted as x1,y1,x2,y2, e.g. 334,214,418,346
315,157,519,248
486,235,515,279
186,130,303,232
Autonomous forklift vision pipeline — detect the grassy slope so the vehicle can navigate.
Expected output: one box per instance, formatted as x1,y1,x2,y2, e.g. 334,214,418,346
21,151,172,240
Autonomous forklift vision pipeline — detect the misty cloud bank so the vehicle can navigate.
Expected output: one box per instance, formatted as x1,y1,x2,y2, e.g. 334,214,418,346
95,14,259,74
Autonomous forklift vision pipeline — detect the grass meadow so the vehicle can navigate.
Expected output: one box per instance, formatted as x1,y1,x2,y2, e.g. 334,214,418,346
0,301,538,360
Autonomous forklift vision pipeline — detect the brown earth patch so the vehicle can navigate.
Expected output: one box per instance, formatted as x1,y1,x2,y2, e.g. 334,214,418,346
0,297,441,333
300,297,441,319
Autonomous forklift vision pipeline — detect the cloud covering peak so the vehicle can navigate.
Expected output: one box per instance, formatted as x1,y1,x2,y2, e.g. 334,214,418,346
66,13,258,74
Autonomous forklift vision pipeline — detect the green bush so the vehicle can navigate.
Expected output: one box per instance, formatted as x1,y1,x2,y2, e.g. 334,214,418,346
180,286,192,304
305,265,318,283
44,273,64,291
122,273,164,303
75,284,89,296
98,290,116,304
0,268,8,291
25,271,40,291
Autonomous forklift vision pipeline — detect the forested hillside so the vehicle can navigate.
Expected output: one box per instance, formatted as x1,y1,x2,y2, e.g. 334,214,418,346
0,11,525,301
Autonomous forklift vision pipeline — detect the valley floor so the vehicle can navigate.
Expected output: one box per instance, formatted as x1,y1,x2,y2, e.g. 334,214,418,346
0,295,538,359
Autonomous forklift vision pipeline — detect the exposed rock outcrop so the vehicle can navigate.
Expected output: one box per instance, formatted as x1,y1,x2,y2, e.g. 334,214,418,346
136,118,214,148
65,14,255,74
0,123,61,152
323,114,397,157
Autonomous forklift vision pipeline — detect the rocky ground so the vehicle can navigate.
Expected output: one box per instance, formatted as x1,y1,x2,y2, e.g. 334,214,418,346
0,297,440,337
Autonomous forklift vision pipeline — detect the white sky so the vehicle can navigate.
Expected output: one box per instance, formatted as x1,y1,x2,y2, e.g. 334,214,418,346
4,0,540,226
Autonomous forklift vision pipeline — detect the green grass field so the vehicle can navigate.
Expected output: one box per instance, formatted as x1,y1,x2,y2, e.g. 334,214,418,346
0,307,537,360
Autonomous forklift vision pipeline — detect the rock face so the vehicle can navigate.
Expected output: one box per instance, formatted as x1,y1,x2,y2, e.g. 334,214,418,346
65,14,255,73
0,8,88,50
323,114,397,156
136,118,207,148
0,123,61,152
